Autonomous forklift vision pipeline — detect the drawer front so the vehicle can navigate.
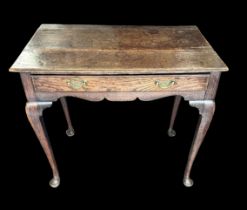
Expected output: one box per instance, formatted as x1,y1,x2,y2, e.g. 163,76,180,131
31,75,209,92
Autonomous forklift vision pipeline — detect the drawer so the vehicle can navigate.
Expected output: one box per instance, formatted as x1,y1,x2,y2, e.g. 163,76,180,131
31,75,209,92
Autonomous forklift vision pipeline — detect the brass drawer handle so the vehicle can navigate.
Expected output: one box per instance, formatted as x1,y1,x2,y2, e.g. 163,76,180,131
155,80,176,89
67,79,87,89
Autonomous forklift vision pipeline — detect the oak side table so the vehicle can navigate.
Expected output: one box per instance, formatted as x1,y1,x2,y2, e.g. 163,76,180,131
9,24,228,188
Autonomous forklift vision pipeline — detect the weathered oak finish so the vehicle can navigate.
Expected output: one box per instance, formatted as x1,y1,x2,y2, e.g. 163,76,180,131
60,97,75,137
10,25,228,74
168,96,182,137
20,73,36,101
184,100,215,187
35,91,207,102
31,75,209,92
9,24,228,188
25,102,60,188
204,72,221,99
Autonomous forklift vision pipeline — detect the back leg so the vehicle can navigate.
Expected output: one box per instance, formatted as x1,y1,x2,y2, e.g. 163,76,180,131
168,96,182,137
60,97,75,137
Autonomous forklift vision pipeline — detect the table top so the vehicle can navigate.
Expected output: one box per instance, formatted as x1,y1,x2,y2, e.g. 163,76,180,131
10,24,228,74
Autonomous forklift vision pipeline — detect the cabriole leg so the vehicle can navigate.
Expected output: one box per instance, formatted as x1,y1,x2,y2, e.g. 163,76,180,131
183,100,215,187
25,102,60,188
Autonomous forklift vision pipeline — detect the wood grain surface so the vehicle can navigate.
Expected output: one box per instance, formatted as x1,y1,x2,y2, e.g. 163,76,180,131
31,75,209,92
10,25,228,74
10,25,228,188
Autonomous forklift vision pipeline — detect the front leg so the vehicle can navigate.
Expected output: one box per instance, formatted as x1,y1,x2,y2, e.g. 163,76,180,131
183,100,215,187
25,102,60,188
